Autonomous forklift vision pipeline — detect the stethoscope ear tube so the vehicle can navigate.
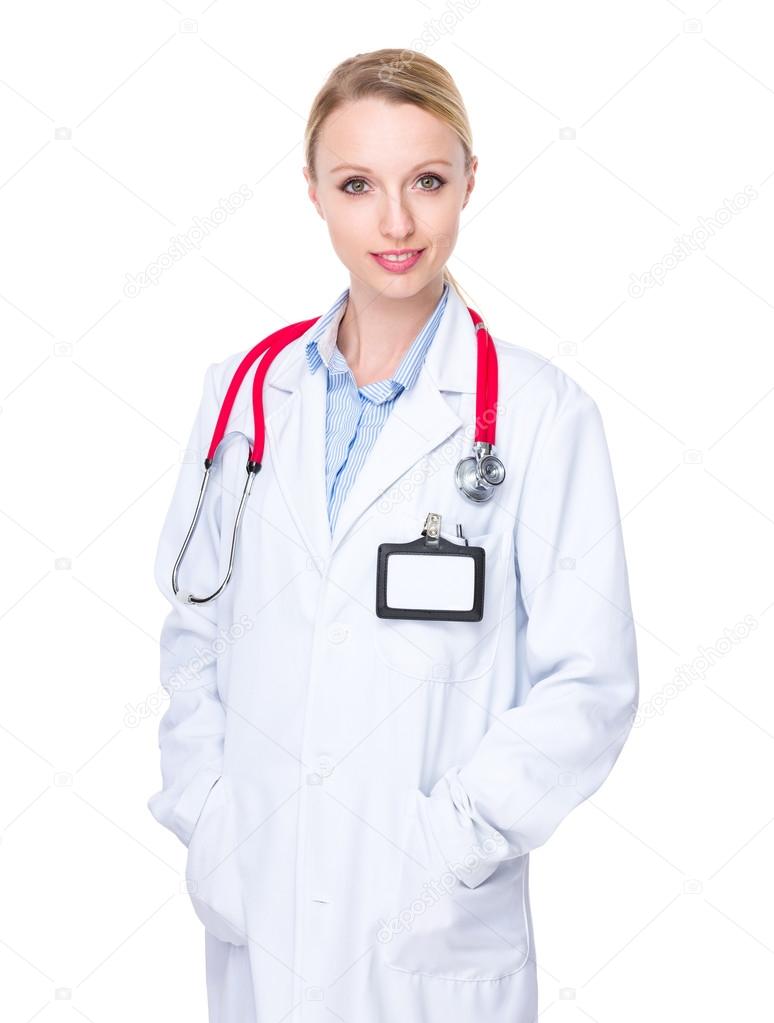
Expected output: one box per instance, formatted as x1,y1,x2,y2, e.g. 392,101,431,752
172,456,262,604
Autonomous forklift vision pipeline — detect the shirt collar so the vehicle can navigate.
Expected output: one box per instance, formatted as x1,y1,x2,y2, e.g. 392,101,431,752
305,282,449,401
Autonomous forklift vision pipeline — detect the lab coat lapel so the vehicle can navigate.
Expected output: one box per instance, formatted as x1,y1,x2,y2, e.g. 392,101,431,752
328,369,462,556
264,345,332,570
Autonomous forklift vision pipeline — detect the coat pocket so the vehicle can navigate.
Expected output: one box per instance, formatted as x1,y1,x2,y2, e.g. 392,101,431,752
376,790,531,981
372,527,511,682
185,774,249,947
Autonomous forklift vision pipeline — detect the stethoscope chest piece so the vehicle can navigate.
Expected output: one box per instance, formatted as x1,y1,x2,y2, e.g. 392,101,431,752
455,442,506,503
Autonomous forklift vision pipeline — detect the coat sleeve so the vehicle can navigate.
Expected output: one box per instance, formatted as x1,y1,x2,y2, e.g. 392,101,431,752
146,363,227,848
423,378,639,888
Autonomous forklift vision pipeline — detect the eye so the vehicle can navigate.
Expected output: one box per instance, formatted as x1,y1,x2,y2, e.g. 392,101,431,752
341,177,371,196
416,173,445,191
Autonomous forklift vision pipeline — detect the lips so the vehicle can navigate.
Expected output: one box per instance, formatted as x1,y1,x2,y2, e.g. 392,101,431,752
369,248,425,273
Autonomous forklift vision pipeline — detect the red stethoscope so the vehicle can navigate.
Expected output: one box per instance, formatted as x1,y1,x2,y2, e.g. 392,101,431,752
172,305,505,604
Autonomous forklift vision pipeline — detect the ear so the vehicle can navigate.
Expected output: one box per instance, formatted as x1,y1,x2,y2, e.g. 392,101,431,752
303,167,326,221
462,155,478,209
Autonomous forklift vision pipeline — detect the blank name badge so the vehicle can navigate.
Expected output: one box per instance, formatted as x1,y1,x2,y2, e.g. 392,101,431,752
375,513,485,622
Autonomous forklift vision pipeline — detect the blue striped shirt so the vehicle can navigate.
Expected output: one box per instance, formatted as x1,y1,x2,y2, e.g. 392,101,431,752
305,282,449,533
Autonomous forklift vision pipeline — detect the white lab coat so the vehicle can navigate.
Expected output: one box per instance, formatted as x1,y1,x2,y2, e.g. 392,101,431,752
148,285,639,1023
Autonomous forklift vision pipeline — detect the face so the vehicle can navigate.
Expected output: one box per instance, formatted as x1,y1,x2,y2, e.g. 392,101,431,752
304,98,476,299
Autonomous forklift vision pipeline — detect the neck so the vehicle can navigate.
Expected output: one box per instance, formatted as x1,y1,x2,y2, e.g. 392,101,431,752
336,276,445,388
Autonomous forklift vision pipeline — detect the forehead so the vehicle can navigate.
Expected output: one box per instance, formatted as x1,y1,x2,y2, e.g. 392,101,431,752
316,98,461,171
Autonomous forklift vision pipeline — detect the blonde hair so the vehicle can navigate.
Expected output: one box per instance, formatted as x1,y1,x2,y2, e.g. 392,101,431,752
304,48,477,307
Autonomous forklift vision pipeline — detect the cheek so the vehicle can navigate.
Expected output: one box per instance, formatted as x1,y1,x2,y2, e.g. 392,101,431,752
326,201,371,248
325,219,371,269
434,194,463,230
423,202,461,259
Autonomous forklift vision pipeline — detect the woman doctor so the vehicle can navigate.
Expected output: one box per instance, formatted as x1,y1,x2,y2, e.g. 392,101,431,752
148,48,639,1023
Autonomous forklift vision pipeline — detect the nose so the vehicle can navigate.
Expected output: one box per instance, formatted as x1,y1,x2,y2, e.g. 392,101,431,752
378,188,415,244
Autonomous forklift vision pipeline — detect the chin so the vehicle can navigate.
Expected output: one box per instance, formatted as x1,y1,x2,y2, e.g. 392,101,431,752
365,264,438,292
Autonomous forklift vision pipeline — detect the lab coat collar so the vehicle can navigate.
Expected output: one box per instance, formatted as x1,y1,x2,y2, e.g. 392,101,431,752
261,283,478,565
267,282,477,397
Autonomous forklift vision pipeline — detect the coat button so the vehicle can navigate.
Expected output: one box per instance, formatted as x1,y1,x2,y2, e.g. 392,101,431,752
327,622,350,644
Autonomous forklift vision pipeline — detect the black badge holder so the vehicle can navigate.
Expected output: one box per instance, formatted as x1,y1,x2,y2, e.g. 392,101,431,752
375,512,486,622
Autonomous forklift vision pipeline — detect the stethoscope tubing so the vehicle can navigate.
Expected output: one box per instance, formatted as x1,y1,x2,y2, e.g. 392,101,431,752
209,306,496,470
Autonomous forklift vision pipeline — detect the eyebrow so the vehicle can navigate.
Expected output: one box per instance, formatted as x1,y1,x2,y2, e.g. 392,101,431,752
328,158,454,174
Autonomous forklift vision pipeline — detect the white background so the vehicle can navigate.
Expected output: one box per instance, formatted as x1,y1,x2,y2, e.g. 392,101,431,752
1,0,772,1020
